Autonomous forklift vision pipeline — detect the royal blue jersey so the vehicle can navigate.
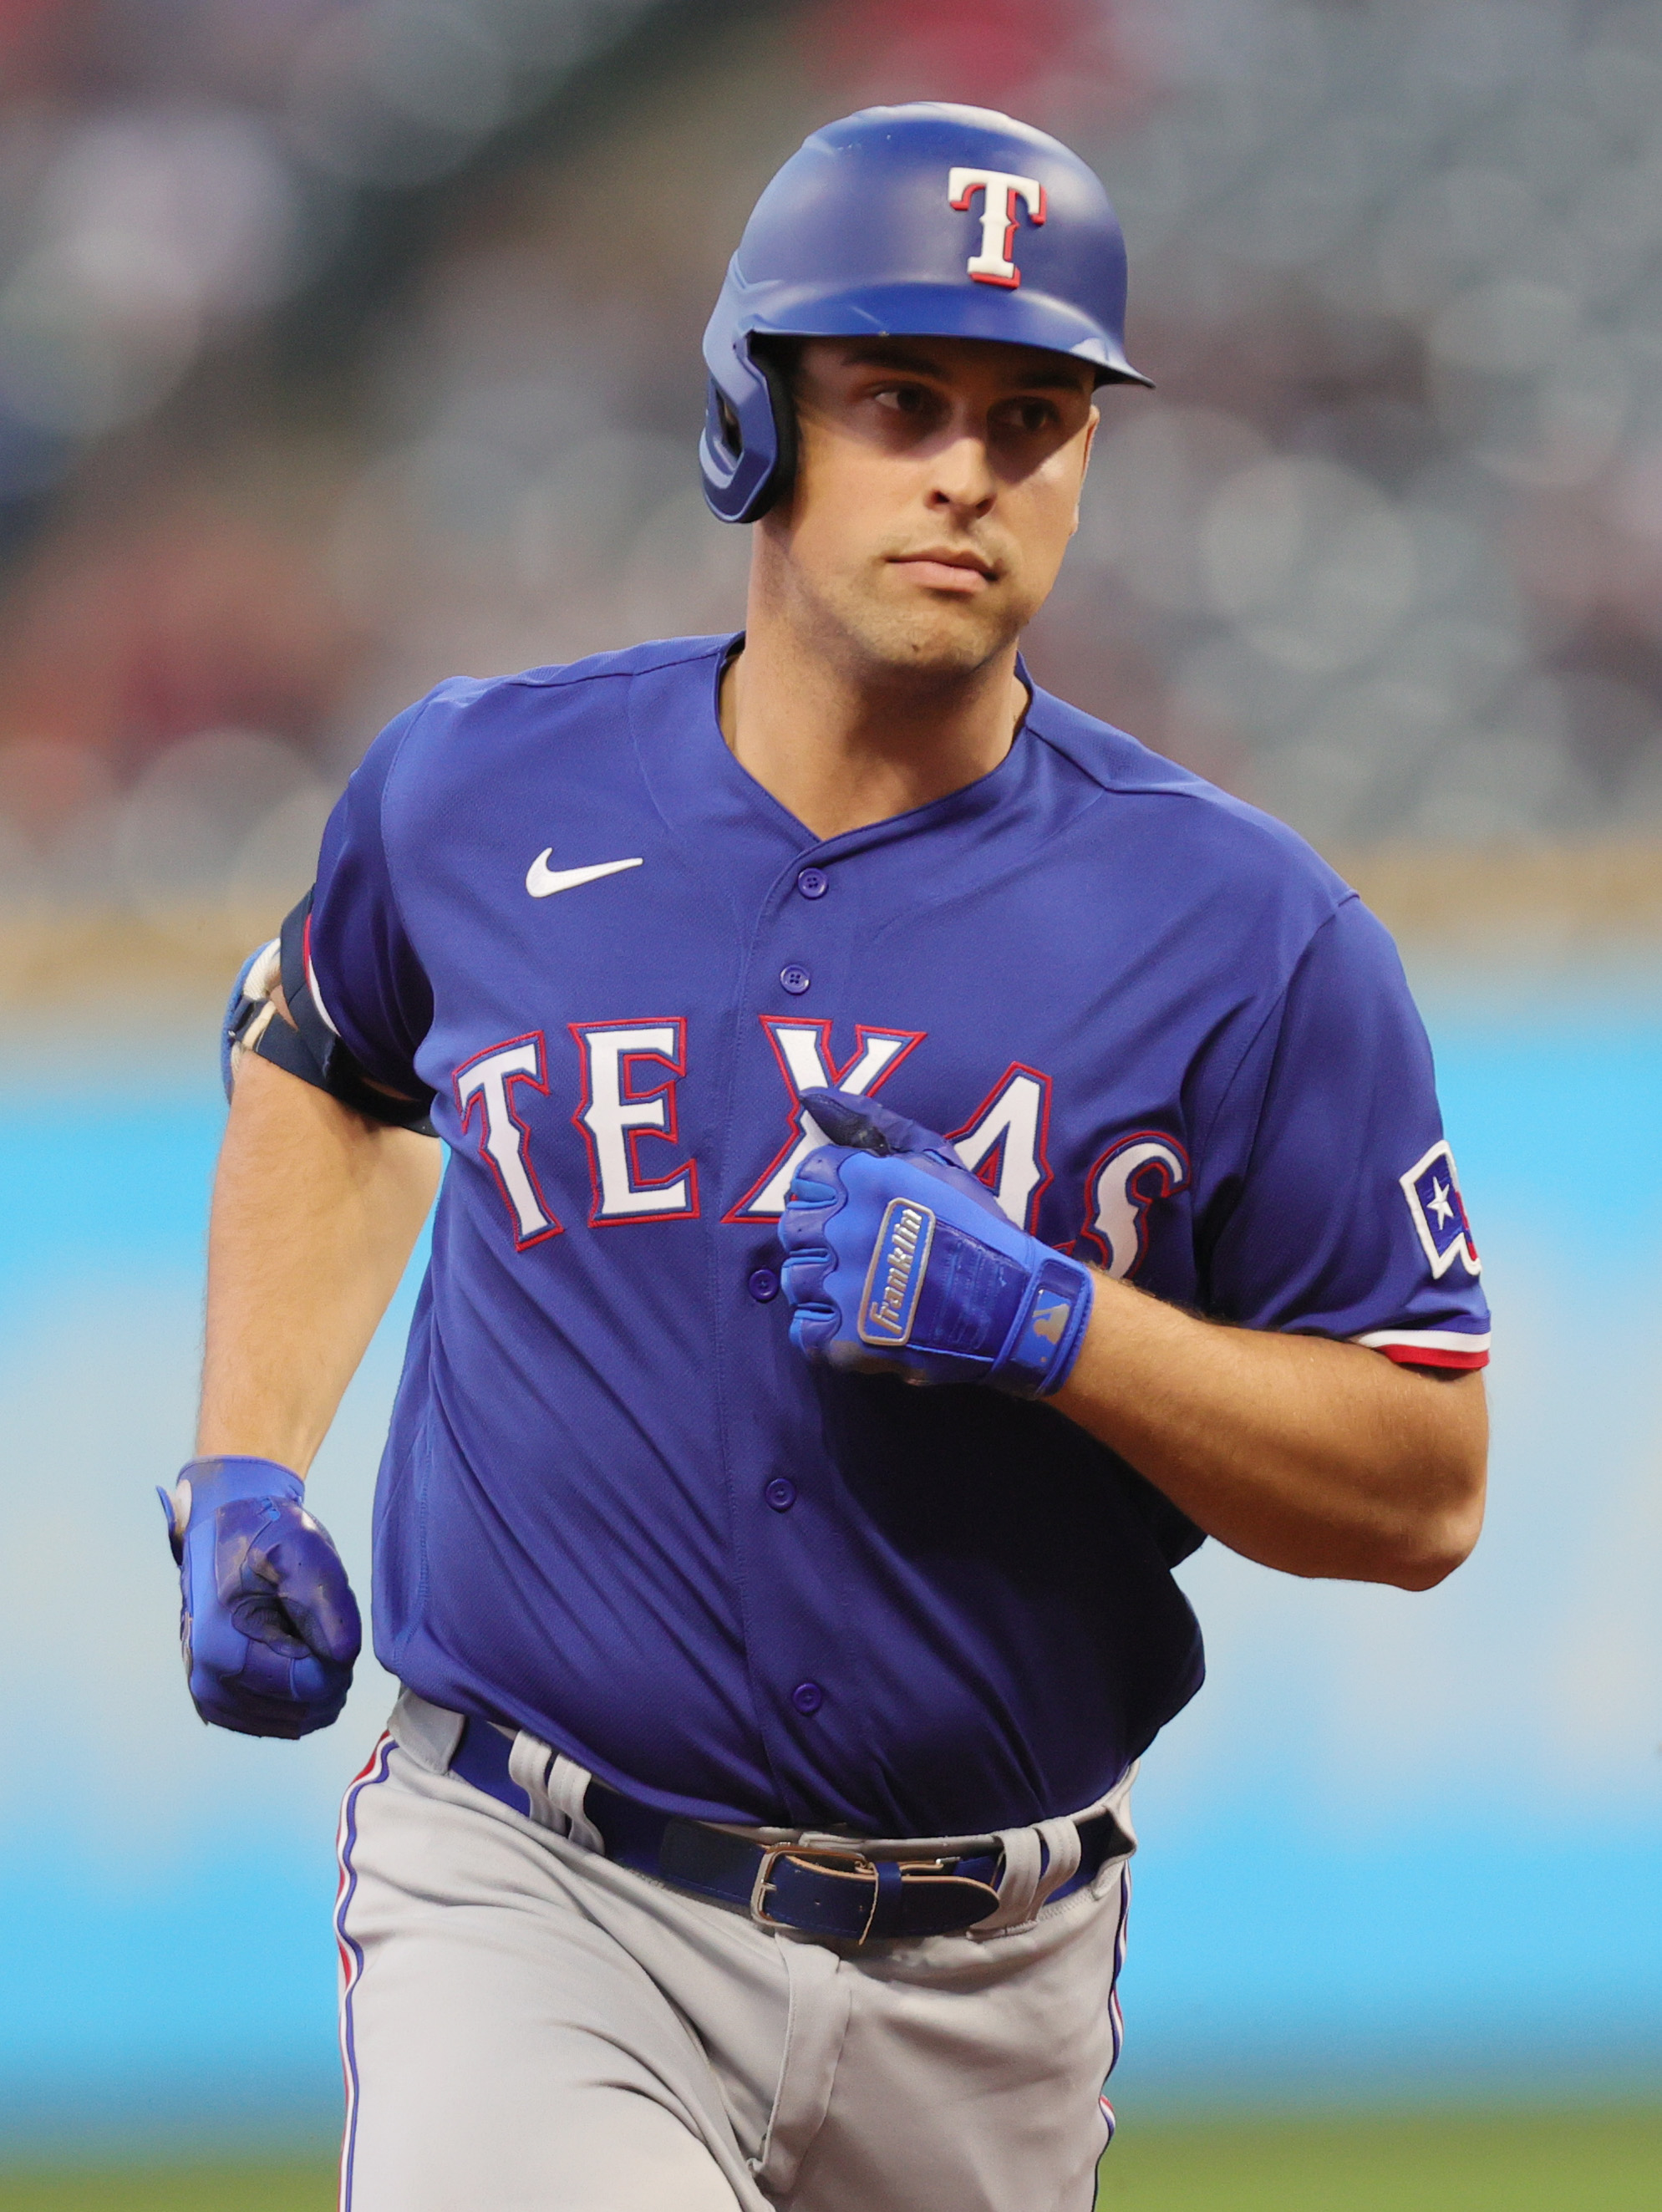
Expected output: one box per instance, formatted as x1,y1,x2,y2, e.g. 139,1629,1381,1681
304,633,1490,1838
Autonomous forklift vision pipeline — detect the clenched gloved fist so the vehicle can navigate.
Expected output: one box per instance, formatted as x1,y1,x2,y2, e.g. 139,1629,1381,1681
779,1089,1095,1396
160,1457,362,1739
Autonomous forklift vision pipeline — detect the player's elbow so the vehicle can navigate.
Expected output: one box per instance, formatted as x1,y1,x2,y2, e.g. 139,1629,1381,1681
1383,1471,1487,1591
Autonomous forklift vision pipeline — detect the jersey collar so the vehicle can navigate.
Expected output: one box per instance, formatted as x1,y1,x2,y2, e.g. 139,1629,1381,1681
630,633,1041,871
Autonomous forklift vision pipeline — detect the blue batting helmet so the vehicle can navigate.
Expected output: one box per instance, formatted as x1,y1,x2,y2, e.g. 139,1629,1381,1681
699,102,1151,525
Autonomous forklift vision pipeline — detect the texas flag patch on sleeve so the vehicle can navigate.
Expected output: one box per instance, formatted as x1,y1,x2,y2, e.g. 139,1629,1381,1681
1400,1139,1481,1280
1354,1140,1489,1371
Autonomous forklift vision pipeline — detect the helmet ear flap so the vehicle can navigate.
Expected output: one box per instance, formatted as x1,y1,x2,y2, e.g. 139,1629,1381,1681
700,333,800,524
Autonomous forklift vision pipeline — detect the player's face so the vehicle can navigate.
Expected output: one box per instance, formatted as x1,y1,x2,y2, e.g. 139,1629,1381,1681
761,336,1099,679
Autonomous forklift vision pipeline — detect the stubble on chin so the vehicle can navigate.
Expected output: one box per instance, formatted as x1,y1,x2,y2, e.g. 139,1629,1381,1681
823,568,1027,688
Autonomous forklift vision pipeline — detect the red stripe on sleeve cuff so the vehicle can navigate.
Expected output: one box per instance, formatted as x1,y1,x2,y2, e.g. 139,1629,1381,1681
1355,1327,1490,1371
1376,1342,1489,1371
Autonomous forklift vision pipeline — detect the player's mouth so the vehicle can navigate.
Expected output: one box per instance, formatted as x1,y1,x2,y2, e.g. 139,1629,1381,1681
886,547,1001,592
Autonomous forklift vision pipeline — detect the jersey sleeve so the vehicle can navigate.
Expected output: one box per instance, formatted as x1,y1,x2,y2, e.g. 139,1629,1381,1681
1194,895,1489,1370
302,702,436,1103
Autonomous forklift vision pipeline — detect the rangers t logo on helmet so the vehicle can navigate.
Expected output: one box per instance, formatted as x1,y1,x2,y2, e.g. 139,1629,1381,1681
948,167,1047,287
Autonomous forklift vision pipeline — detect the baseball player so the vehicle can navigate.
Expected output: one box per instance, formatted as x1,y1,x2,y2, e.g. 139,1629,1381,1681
163,104,1490,2212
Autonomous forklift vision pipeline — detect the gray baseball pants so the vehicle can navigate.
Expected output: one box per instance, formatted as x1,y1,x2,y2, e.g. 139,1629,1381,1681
333,1692,1136,2212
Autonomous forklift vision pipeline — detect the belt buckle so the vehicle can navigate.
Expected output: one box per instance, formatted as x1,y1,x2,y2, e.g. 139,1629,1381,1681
750,1843,880,1940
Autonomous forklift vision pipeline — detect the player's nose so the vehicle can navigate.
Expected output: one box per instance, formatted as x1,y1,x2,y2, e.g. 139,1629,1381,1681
924,430,998,520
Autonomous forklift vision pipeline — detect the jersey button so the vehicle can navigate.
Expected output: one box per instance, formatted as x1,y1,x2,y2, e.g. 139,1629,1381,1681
748,1268,780,1303
780,964,811,995
795,867,828,899
765,1477,796,1511
791,1680,824,1715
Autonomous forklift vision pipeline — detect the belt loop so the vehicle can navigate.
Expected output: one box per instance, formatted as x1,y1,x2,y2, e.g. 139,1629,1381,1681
549,1752,604,1854
971,1813,1083,1935
508,1731,559,1827
973,1823,1044,1933
496,1728,604,1854
1029,1816,1082,1914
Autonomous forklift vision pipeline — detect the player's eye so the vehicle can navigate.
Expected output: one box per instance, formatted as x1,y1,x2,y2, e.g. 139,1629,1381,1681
997,397,1061,437
872,381,938,419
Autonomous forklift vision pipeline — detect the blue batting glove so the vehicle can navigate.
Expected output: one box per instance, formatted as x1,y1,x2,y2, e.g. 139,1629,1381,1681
160,1457,362,1739
779,1088,1095,1396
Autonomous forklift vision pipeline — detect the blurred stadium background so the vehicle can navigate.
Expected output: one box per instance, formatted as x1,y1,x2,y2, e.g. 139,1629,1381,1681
0,0,1658,2203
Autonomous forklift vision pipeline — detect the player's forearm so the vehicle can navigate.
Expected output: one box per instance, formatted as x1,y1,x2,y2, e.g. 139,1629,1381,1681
197,1050,441,1474
1050,1277,1487,1589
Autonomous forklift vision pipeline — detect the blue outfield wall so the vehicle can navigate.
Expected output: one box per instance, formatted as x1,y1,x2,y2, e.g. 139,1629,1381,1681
0,989,1659,2147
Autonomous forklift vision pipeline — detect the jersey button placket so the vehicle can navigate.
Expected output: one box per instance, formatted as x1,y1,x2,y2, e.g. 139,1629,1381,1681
778,859,827,994
755,863,834,1752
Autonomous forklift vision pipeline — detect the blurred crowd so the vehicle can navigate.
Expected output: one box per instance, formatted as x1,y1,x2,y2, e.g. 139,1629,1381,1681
1042,0,1662,849
0,0,1660,947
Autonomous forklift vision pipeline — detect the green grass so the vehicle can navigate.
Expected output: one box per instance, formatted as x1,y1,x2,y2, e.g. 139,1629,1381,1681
0,2111,1657,2209
1100,2108,1662,2209
0,2168,335,2210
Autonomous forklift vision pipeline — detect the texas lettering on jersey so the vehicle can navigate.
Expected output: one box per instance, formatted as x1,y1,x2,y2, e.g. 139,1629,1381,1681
455,1014,1182,1282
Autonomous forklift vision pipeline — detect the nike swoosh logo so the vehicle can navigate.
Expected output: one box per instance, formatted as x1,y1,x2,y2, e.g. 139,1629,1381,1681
526,852,643,898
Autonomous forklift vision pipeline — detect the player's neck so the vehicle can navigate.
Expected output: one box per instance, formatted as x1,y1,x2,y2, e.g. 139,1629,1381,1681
719,621,1027,842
